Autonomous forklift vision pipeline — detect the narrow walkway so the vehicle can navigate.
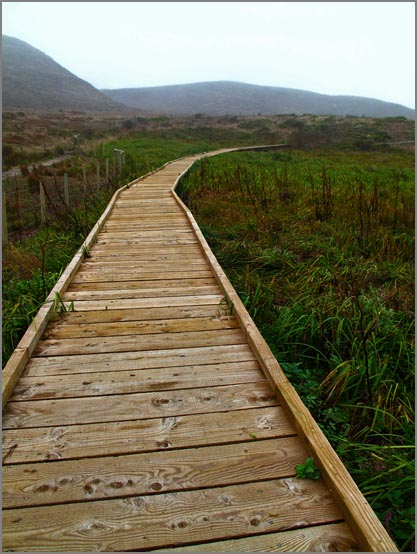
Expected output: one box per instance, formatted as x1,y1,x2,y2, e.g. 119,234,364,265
2,150,396,551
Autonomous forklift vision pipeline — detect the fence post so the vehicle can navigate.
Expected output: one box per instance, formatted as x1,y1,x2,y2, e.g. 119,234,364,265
96,160,100,191
105,158,109,184
40,181,46,224
64,173,69,207
82,165,87,193
2,190,8,243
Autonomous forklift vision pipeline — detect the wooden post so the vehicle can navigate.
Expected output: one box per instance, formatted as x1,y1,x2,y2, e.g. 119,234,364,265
40,181,46,224
82,165,87,193
93,143,96,157
64,173,69,207
118,152,122,173
105,158,109,184
2,190,8,243
96,160,100,191
102,143,105,156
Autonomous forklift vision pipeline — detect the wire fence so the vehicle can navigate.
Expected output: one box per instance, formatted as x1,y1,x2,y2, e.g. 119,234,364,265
2,151,125,243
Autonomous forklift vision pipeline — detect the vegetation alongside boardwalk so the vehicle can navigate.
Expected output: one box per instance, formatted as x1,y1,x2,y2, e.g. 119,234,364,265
177,147,415,550
2,113,415,550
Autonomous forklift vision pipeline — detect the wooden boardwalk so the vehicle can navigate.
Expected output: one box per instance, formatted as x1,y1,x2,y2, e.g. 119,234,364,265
2,148,397,552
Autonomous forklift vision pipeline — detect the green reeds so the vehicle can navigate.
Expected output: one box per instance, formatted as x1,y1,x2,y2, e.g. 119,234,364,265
178,147,415,550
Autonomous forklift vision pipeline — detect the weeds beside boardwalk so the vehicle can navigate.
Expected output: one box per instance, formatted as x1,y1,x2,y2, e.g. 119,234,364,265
177,147,415,550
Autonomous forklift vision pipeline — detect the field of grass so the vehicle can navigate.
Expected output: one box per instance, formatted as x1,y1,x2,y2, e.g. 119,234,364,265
177,147,415,550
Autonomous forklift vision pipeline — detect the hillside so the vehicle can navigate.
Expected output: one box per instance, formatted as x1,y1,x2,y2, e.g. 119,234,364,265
102,81,415,119
2,35,123,112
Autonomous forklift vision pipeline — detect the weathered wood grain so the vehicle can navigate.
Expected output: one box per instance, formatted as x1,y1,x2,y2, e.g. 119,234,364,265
57,294,225,311
63,284,221,301
33,328,246,357
24,344,257,377
47,303,229,326
155,522,359,552
11,360,263,401
66,277,217,291
42,315,238,340
71,270,213,283
78,257,208,268
3,382,278,429
2,478,344,552
3,437,306,508
3,406,294,464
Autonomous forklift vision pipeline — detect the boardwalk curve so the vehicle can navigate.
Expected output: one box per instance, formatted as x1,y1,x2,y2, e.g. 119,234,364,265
2,147,396,552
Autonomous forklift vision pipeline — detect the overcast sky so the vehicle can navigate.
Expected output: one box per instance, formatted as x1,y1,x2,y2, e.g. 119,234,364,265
2,2,415,108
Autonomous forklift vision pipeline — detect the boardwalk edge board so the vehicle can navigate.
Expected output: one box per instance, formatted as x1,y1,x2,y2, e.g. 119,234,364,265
2,144,397,552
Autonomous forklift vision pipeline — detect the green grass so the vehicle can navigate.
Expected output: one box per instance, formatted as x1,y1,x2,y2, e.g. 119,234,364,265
177,146,415,550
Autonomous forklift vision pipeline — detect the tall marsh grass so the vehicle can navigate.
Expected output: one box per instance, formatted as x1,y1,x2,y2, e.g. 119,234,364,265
178,147,415,550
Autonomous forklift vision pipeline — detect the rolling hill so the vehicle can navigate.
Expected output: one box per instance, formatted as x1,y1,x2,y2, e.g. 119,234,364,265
101,81,415,119
2,35,414,119
2,35,123,112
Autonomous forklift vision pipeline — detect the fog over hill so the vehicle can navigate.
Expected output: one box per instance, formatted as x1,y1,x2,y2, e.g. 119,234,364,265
102,81,415,119
2,35,414,119
2,35,123,112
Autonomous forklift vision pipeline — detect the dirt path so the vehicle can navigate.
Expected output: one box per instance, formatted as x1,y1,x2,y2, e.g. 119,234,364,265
2,154,73,179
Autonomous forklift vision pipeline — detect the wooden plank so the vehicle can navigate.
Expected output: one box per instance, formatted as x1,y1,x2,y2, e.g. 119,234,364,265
94,230,196,241
91,237,199,246
2,406,294,463
3,437,307,508
86,248,205,259
87,244,203,256
108,212,186,218
77,252,211,263
11,360,263,401
63,285,221,302
25,344,257,377
95,230,196,240
155,522,359,552
65,277,217,291
112,205,180,212
56,294,225,311
74,264,209,275
47,304,228,325
71,271,213,284
33,328,246,357
103,222,191,230
70,272,213,285
42,315,239,340
77,260,209,272
2,478,344,552
83,250,204,260
3,382,278,429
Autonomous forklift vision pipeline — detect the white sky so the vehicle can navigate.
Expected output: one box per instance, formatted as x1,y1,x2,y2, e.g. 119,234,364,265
2,2,415,108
